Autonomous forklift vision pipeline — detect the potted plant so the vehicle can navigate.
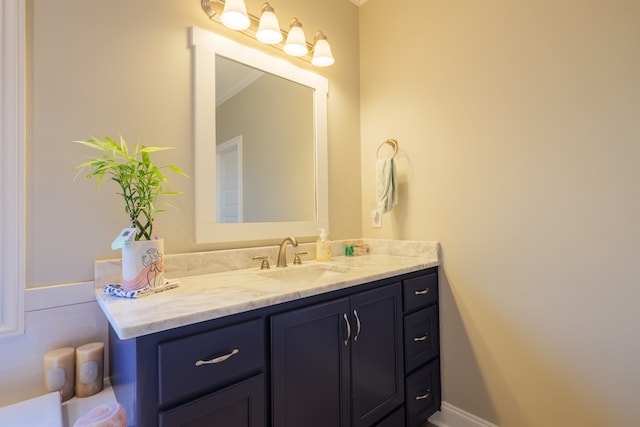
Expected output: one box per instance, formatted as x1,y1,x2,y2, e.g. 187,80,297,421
74,135,186,291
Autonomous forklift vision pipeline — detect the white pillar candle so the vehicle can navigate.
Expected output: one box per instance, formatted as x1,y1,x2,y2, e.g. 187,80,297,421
44,347,75,402
75,342,104,398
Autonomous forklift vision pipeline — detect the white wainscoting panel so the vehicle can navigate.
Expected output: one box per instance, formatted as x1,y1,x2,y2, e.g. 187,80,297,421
0,283,108,408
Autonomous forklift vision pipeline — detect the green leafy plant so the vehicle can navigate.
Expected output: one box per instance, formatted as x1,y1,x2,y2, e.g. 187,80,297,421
74,135,187,241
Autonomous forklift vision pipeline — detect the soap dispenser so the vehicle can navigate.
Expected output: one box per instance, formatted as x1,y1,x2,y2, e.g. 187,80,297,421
316,228,332,261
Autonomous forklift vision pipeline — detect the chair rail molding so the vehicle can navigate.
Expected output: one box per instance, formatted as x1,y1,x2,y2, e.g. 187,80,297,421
0,0,26,337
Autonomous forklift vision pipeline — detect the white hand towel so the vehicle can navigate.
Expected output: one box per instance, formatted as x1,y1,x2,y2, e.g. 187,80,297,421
376,158,397,214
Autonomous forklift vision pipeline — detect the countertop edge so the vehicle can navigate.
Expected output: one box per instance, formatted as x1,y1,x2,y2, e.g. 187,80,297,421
100,258,439,340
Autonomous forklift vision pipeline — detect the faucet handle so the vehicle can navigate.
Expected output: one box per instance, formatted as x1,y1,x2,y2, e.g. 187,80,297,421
293,251,308,265
252,256,271,270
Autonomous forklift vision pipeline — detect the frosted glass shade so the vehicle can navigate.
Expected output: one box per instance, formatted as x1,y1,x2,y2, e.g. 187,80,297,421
283,24,308,57
256,8,282,44
221,0,250,31
312,38,335,67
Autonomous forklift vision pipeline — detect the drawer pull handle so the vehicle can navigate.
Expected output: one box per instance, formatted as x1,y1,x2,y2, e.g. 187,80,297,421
415,288,430,295
416,389,431,400
343,313,351,346
195,348,239,366
353,310,361,342
414,334,428,342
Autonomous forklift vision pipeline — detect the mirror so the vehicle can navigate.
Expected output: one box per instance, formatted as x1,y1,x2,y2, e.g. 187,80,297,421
190,27,328,244
215,56,315,223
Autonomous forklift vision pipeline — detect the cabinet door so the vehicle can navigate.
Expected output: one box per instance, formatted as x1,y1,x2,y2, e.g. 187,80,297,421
159,374,265,427
271,298,351,427
350,283,404,427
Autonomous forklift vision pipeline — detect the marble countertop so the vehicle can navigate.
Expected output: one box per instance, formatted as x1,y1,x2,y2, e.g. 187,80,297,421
94,240,440,340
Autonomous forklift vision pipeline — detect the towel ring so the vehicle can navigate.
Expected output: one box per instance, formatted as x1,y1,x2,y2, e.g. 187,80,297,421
377,139,398,159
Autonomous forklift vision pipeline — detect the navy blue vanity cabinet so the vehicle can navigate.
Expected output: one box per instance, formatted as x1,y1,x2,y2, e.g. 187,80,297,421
109,316,266,427
402,271,441,426
271,282,404,427
108,267,440,427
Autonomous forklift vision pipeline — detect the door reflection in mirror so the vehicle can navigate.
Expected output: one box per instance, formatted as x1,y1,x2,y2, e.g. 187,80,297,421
216,135,243,223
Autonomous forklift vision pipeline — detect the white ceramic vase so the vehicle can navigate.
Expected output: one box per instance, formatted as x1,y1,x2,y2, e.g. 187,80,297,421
121,239,165,291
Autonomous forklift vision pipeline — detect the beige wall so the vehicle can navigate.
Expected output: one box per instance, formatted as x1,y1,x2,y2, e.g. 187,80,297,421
360,0,640,425
26,0,361,287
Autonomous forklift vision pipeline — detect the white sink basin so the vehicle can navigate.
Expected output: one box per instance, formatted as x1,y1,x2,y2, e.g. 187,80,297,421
259,263,352,282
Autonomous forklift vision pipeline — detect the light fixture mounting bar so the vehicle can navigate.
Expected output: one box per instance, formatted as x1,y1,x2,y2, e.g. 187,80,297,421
201,0,317,64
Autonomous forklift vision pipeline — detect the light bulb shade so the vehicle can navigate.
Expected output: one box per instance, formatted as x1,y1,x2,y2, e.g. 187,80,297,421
284,25,308,56
312,38,335,67
256,7,282,44
221,0,250,31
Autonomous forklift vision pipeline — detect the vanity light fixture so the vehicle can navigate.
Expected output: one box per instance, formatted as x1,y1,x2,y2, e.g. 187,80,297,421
200,0,335,67
283,18,308,57
220,0,250,30
256,3,282,44
311,32,335,67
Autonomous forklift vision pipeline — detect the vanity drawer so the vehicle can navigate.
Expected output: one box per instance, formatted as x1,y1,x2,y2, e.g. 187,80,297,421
403,273,438,313
157,318,264,406
405,358,441,427
404,305,439,373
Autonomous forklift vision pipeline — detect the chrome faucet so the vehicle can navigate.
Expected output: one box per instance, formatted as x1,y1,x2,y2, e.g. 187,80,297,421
276,236,298,267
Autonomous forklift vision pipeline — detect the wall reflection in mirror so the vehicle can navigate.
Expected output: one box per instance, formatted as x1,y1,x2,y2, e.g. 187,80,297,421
215,56,315,223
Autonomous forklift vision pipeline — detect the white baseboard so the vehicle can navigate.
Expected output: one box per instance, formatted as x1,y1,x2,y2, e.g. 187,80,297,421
429,401,499,427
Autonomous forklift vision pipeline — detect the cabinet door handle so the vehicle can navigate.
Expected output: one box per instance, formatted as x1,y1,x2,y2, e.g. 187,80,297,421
353,310,361,342
195,348,239,366
415,389,431,400
343,313,351,346
413,333,428,342
414,288,430,295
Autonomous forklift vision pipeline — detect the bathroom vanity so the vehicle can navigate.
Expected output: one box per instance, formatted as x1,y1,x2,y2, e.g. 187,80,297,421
96,243,441,427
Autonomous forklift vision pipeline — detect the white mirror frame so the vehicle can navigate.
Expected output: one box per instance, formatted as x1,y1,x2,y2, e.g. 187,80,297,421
190,26,329,244
0,0,25,337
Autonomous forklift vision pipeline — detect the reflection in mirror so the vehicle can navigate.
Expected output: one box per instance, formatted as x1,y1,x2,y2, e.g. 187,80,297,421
190,26,328,244
215,56,315,223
